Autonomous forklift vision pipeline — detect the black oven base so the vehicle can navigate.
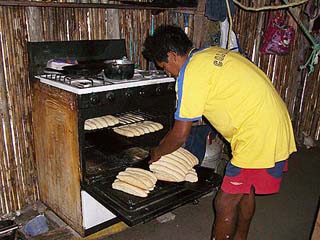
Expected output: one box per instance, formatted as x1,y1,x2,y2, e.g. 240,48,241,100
82,166,222,227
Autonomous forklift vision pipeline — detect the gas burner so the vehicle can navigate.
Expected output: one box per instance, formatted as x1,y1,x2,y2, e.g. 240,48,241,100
71,79,94,88
43,73,72,84
135,70,168,79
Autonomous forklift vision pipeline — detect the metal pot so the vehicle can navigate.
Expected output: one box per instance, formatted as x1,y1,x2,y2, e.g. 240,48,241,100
103,57,134,80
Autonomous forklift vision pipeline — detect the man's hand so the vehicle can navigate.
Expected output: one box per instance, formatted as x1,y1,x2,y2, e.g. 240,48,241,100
148,120,193,164
149,148,161,164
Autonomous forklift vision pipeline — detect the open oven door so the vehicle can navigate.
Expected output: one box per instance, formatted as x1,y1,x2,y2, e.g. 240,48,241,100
81,160,222,226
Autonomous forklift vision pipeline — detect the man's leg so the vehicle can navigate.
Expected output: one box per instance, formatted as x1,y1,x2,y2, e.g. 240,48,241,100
213,189,243,239
234,187,255,240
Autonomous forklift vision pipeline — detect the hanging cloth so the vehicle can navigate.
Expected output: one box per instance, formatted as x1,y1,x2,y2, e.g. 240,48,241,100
219,18,242,52
205,0,236,21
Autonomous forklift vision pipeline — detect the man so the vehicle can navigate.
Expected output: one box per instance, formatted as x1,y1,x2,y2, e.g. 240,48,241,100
142,25,296,240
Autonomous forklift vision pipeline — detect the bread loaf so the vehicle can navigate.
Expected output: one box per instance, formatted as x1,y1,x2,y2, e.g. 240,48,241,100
132,124,149,134
85,119,99,130
94,118,107,128
153,171,178,182
144,121,163,130
102,115,117,126
149,164,185,182
185,169,198,182
116,174,150,190
141,123,156,132
125,170,156,185
113,127,135,137
152,160,188,175
121,126,141,137
125,167,157,183
160,156,190,173
84,120,95,130
177,147,199,165
112,180,148,197
130,126,144,135
118,171,154,189
162,154,193,169
170,150,194,167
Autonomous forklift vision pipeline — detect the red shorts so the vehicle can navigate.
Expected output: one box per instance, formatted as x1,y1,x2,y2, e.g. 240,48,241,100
221,160,288,194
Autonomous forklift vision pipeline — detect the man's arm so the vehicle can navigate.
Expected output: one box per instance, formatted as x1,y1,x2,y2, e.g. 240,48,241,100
149,120,193,163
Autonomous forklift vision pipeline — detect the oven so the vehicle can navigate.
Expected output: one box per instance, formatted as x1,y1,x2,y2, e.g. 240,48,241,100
28,40,222,236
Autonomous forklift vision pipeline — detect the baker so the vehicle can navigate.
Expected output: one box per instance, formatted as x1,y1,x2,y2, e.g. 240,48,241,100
142,25,296,239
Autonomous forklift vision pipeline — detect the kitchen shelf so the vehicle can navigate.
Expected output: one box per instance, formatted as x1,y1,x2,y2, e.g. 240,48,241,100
0,0,196,13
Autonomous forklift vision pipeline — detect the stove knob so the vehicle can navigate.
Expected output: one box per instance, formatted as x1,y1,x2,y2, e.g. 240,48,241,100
155,86,161,95
167,83,175,92
125,90,132,98
90,94,99,105
138,89,145,96
105,92,115,102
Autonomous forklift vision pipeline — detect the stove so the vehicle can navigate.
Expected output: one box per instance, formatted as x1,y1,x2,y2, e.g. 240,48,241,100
28,39,221,237
36,69,175,94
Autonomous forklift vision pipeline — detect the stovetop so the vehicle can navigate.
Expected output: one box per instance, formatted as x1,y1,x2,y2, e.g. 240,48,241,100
36,69,175,94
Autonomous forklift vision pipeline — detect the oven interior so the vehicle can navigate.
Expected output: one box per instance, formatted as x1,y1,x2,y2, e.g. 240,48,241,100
79,86,222,226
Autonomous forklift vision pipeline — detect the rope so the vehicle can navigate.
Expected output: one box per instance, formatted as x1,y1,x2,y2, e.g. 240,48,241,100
225,0,233,50
233,0,308,11
300,44,320,73
281,0,320,74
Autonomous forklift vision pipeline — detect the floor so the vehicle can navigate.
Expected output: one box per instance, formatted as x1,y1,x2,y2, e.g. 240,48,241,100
103,146,320,240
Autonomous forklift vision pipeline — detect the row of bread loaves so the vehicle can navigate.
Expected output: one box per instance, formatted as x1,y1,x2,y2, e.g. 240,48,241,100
85,115,119,130
113,121,163,137
149,147,199,183
112,167,157,198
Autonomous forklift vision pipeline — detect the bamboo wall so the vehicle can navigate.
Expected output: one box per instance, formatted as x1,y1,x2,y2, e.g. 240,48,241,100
0,1,319,217
233,1,320,143
0,4,193,217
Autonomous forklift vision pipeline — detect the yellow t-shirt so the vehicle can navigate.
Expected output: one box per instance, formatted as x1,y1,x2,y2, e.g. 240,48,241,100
175,46,297,168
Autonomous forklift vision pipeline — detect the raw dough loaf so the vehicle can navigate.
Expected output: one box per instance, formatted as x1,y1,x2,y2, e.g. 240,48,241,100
135,124,150,134
112,168,157,197
84,120,95,130
118,171,154,189
140,123,156,132
149,164,185,182
153,171,178,182
102,115,119,126
144,121,163,130
162,154,192,169
151,160,188,175
116,174,149,190
121,126,141,137
93,117,107,128
112,180,148,197
185,169,198,183
150,148,199,183
85,119,99,130
125,167,157,183
113,127,135,137
170,150,194,167
177,147,199,165
85,114,119,130
159,156,190,173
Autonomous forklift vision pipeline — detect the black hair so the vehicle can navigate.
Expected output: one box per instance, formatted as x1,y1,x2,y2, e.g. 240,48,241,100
142,25,193,63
